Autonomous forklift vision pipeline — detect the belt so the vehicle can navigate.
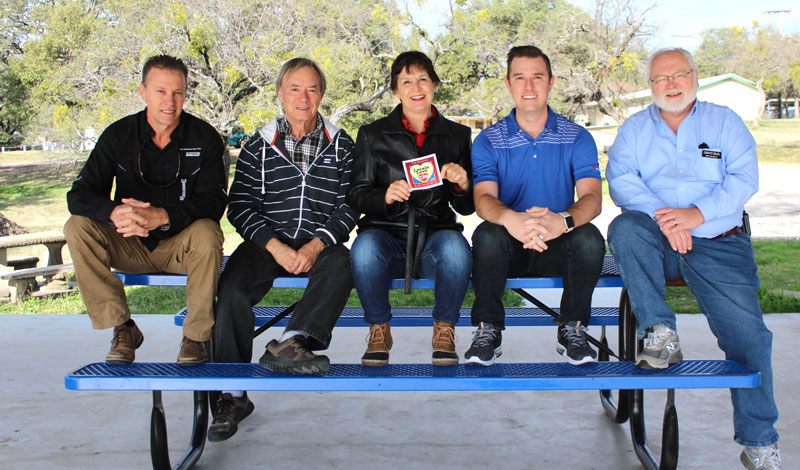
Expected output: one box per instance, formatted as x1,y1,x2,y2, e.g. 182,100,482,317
712,226,743,239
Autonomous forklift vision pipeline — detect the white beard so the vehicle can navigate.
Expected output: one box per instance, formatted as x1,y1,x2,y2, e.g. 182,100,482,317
654,85,698,113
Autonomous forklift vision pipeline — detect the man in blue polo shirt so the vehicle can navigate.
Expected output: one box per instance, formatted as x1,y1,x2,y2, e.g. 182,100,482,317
465,45,605,366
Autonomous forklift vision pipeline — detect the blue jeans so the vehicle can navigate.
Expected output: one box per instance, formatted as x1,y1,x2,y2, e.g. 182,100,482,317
350,228,472,325
608,210,779,447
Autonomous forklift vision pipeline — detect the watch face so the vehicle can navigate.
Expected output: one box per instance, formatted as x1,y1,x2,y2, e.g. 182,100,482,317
561,212,574,231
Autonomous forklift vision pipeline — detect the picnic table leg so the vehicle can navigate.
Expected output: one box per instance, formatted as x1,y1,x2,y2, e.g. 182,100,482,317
623,288,679,470
151,391,171,470
44,241,65,265
150,390,209,470
599,290,635,423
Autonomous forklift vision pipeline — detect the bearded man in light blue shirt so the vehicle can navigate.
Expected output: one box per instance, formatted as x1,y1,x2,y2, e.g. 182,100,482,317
607,48,781,470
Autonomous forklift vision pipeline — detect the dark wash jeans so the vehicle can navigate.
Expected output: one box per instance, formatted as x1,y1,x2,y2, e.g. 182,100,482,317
470,221,605,329
213,238,352,363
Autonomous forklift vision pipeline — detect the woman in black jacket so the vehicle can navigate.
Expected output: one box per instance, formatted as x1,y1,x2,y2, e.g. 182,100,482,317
347,51,474,367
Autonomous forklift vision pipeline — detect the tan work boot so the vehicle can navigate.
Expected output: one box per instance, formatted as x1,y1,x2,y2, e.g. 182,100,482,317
362,322,392,367
432,321,458,366
177,336,208,366
106,320,144,365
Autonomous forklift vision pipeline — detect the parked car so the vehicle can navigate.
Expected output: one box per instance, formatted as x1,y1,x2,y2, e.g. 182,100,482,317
227,132,250,148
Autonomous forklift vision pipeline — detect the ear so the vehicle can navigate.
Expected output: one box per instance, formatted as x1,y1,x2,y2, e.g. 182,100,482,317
547,74,555,92
139,82,146,100
504,76,511,92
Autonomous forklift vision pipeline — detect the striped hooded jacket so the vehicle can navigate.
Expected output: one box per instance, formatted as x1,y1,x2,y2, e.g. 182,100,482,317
227,116,358,249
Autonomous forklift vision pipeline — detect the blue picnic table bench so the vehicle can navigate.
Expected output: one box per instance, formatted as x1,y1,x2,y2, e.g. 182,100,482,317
64,255,758,470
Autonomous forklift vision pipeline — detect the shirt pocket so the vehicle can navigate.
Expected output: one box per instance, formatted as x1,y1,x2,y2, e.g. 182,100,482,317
115,160,139,186
691,148,724,182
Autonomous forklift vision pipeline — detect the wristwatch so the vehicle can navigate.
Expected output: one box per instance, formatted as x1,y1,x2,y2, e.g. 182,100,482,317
558,211,575,233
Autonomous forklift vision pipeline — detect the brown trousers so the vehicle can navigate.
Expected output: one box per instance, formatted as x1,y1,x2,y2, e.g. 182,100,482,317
63,215,223,341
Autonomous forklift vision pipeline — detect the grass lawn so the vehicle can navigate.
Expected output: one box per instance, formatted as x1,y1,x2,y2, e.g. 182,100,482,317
749,119,800,167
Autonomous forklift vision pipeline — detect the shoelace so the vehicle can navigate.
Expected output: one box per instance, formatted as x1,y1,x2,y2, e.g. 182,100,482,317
561,324,589,347
111,326,129,347
213,396,235,423
433,325,458,345
644,329,672,350
365,325,386,344
748,446,781,468
470,325,497,347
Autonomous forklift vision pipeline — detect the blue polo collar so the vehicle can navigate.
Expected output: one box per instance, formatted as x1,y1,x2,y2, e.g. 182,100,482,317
508,106,558,140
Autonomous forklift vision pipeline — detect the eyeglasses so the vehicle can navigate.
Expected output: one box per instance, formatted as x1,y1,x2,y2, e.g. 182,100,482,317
137,147,181,188
650,69,694,85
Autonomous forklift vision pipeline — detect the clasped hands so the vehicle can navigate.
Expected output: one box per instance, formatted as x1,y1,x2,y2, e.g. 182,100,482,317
654,207,704,254
109,198,169,238
266,237,325,275
504,206,565,252
383,163,469,205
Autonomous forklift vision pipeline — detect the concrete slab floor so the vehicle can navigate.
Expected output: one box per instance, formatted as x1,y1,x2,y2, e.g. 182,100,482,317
0,313,796,470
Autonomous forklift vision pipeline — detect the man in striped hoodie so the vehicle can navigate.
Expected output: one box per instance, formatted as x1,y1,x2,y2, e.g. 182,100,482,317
209,58,357,442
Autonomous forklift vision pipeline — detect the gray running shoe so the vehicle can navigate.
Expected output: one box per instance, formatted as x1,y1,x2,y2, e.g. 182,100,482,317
741,444,782,470
635,323,683,369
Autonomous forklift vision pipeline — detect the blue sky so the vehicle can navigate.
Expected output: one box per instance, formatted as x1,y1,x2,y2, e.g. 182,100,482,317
407,1,800,52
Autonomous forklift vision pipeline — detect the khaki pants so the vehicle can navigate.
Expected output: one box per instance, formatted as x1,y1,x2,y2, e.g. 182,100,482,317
63,215,223,341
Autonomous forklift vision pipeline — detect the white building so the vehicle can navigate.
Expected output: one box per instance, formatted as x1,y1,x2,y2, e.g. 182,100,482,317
578,73,762,127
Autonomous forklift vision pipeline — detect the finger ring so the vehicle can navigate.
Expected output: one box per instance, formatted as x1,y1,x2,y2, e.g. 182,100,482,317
538,234,545,240
673,219,677,225
392,190,397,194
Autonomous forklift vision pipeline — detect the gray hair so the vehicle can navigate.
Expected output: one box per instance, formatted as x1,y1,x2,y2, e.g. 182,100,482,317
275,57,327,96
646,47,697,80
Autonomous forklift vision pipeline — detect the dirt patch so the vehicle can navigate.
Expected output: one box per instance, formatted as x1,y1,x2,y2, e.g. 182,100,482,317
0,213,28,236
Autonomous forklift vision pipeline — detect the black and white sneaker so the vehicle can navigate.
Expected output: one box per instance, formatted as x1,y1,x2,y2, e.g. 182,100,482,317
556,321,597,366
465,322,502,366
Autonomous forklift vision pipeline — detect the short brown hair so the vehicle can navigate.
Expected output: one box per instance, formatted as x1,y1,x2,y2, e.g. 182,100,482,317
390,51,441,92
142,55,188,86
506,45,552,79
276,57,327,96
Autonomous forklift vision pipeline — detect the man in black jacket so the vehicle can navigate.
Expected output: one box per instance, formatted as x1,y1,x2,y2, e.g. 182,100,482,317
64,55,226,366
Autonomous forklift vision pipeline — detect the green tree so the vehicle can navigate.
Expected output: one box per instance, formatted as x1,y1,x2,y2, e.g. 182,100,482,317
695,23,800,127
12,0,413,143
427,0,654,124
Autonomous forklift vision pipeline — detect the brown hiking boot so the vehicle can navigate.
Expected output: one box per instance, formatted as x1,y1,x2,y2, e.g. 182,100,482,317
362,322,392,367
208,392,255,442
259,336,330,375
432,321,458,366
105,320,144,365
177,337,208,366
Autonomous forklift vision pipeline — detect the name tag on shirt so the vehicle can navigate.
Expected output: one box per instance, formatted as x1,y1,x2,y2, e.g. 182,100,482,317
701,149,722,159
181,147,202,158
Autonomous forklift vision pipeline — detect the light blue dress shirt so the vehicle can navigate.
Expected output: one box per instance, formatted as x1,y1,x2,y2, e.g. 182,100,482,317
607,100,758,238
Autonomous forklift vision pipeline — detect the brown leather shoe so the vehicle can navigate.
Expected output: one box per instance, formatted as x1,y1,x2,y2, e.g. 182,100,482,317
177,337,208,366
432,321,458,366
259,336,329,374
362,322,392,367
106,320,144,365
